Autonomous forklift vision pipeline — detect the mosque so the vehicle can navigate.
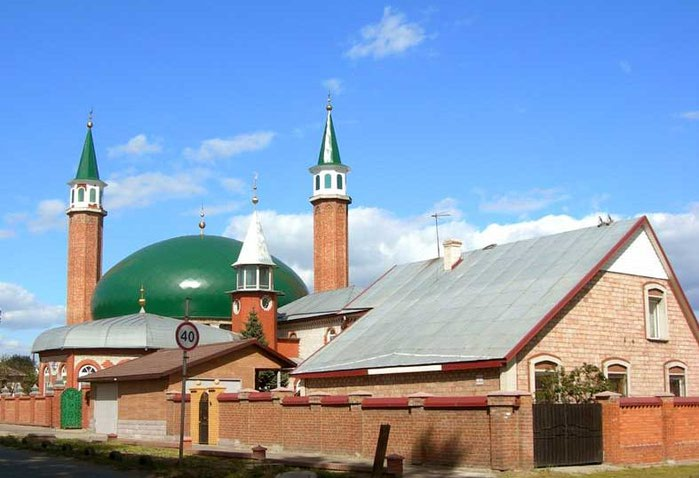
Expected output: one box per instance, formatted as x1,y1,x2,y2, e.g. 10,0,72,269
32,99,354,393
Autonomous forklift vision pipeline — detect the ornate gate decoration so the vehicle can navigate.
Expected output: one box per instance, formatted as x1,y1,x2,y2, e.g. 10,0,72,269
60,388,83,429
199,392,209,444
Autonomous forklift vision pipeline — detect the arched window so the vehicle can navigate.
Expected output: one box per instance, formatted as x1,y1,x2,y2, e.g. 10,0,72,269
315,175,320,191
325,327,337,344
43,366,50,395
324,174,331,189
288,332,298,339
604,360,630,396
529,355,562,400
337,174,343,189
89,188,96,203
645,285,668,340
78,365,97,391
71,189,75,204
77,188,85,202
58,365,67,385
666,361,687,397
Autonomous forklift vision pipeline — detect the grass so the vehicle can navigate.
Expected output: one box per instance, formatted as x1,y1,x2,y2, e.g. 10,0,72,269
0,435,358,478
504,463,699,478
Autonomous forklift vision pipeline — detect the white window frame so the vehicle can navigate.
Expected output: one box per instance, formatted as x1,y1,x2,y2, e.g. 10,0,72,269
528,354,563,396
77,365,98,391
604,359,631,396
645,283,669,341
665,361,687,397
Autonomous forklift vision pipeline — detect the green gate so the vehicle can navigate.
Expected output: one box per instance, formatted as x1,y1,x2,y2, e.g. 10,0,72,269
60,388,83,429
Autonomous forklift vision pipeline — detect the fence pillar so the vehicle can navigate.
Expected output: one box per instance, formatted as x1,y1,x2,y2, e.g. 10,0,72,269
51,384,65,428
657,393,675,461
595,391,622,464
487,391,532,471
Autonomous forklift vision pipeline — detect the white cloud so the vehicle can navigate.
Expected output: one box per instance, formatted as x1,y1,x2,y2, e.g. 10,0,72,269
184,131,275,162
27,200,66,234
105,171,207,210
0,229,15,239
478,188,569,214
619,60,632,74
107,134,162,157
221,204,699,314
346,7,426,59
679,111,699,121
322,78,343,95
0,282,65,330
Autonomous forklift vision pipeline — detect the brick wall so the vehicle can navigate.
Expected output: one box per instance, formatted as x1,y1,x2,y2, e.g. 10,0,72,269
518,271,699,396
168,390,532,471
66,211,103,325
599,394,699,464
304,369,501,396
312,199,349,292
118,379,169,421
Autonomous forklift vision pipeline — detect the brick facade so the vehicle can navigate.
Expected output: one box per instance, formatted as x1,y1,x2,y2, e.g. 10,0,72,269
66,211,104,325
231,291,278,350
312,199,349,292
517,271,699,396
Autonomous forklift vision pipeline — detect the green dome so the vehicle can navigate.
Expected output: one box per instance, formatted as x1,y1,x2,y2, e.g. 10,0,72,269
92,235,309,320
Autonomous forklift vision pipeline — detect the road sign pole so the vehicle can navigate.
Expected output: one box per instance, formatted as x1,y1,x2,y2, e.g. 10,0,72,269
178,349,188,465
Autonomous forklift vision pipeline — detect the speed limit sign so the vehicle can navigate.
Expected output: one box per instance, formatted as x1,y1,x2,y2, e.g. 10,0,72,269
175,322,200,351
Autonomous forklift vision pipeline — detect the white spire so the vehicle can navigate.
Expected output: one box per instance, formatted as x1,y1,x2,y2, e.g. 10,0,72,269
233,210,275,267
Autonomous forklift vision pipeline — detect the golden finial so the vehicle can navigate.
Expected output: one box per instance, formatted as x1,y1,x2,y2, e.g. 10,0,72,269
138,285,146,312
326,93,333,112
199,205,206,237
87,108,94,129
251,173,259,207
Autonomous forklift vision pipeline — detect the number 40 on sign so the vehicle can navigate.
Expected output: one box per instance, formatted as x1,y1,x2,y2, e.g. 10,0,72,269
175,322,200,351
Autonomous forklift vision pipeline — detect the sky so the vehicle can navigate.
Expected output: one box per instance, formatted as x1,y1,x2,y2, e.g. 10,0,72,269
0,2,697,356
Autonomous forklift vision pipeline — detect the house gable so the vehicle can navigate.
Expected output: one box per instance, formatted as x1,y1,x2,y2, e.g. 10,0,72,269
603,229,668,279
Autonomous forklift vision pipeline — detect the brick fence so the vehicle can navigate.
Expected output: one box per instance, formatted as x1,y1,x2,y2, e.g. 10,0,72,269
598,393,699,465
0,385,92,430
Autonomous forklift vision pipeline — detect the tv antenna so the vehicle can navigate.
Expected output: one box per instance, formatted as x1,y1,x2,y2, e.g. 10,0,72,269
430,212,451,257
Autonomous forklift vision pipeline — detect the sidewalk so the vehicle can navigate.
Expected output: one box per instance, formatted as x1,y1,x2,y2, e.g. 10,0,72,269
0,423,496,477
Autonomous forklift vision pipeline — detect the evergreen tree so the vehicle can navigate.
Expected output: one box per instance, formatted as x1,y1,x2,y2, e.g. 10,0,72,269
241,309,267,346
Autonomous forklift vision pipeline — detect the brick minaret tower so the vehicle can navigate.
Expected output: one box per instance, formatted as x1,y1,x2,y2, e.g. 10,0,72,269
66,116,107,325
230,183,279,350
309,97,351,292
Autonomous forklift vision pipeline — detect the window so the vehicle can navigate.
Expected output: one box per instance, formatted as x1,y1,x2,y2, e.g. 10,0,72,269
645,285,668,340
337,174,343,189
232,299,241,315
259,266,271,289
260,295,272,311
78,365,97,391
89,188,96,203
288,332,297,339
529,355,562,400
71,189,75,205
325,327,337,344
324,174,331,189
666,362,687,397
604,360,630,396
315,175,320,191
77,188,85,202
43,366,50,395
244,265,256,288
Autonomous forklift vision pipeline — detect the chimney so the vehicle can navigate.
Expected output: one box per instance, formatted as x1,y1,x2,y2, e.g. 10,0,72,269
443,239,463,271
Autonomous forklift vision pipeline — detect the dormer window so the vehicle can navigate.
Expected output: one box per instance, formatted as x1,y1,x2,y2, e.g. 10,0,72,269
645,284,668,341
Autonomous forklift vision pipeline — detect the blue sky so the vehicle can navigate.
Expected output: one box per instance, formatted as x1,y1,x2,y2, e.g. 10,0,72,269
1,2,697,355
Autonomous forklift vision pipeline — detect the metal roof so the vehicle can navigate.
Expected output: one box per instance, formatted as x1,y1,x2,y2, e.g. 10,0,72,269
233,210,275,267
294,219,641,375
79,339,297,383
278,285,364,322
31,313,238,353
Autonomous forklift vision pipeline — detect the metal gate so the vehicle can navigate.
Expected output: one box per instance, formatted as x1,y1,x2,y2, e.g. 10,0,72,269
533,403,603,467
60,388,83,429
198,392,209,445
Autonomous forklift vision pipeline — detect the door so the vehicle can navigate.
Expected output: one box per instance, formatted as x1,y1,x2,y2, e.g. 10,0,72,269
93,382,118,435
198,392,209,444
60,388,83,429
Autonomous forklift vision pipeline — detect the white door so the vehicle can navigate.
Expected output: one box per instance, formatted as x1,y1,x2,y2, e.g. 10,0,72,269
93,382,118,434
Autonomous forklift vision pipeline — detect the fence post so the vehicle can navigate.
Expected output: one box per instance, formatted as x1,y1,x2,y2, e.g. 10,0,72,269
595,391,621,464
487,391,532,471
657,393,675,462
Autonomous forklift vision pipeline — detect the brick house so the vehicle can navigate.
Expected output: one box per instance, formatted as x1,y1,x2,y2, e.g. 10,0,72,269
79,340,296,439
292,217,699,398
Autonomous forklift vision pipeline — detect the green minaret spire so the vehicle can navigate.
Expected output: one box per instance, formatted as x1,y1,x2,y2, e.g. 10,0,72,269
317,95,342,166
74,115,101,181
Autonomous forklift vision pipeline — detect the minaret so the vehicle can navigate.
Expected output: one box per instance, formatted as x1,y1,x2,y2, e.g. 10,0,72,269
309,96,351,292
230,180,279,350
66,114,107,325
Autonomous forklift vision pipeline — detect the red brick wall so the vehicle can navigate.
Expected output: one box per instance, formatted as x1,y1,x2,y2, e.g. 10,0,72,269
0,396,54,428
118,379,169,421
304,369,501,396
312,199,349,292
66,211,103,325
600,396,699,464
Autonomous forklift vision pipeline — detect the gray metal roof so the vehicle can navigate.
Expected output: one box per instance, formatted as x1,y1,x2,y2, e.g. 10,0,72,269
32,313,239,353
278,285,364,322
294,219,640,374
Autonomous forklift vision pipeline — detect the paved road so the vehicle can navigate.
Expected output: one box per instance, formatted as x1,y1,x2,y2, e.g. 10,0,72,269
0,445,148,478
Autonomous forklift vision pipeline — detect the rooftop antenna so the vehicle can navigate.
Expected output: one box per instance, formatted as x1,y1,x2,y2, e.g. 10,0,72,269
430,212,451,257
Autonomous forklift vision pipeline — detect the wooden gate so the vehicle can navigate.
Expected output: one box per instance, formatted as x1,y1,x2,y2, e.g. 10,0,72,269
60,388,83,429
533,403,603,467
198,392,209,445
